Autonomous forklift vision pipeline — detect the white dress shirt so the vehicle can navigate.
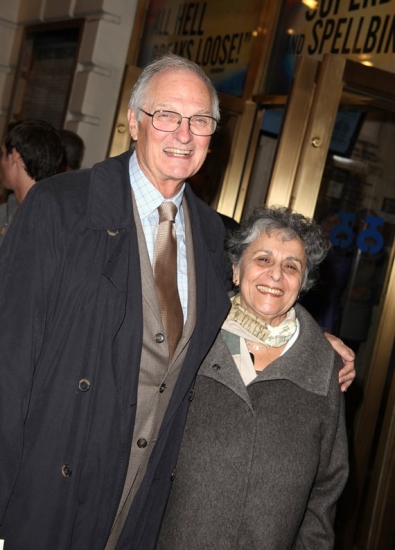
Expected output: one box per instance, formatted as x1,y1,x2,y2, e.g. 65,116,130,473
129,152,188,321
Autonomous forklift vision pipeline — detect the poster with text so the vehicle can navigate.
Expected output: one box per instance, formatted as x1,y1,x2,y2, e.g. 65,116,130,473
264,0,395,95
137,0,262,97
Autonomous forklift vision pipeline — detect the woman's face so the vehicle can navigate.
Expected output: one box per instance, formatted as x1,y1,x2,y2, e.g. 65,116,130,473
233,230,307,326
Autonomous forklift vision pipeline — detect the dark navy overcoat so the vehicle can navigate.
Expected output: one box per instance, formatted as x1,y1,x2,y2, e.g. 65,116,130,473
0,151,230,549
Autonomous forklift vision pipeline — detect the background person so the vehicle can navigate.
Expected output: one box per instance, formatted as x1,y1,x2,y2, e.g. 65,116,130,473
59,128,85,171
158,206,349,550
0,119,64,246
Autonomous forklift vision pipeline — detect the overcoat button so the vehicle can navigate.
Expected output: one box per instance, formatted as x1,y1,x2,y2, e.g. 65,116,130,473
137,438,148,448
78,378,91,392
170,468,177,481
212,363,221,370
188,389,195,402
159,383,167,393
107,229,119,236
62,464,72,478
155,333,165,343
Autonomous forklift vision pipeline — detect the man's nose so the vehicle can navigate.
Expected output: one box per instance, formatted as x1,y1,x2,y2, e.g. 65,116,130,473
173,118,193,140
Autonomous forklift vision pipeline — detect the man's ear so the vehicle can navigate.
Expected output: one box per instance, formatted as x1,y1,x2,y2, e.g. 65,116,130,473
10,148,20,165
127,108,139,141
12,148,28,173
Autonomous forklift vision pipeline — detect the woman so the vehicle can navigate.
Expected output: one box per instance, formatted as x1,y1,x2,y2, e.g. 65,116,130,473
158,206,349,550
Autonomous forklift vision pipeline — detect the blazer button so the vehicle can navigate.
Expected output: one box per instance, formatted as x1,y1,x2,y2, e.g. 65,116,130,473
155,333,165,343
61,464,72,478
159,383,167,393
78,378,91,392
137,438,148,448
170,468,177,481
188,389,195,402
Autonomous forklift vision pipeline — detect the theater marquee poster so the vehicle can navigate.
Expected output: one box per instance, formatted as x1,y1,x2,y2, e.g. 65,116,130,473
265,0,395,95
136,0,262,97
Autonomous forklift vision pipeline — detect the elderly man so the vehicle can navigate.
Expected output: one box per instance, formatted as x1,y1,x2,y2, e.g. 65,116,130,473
0,119,64,246
0,54,354,550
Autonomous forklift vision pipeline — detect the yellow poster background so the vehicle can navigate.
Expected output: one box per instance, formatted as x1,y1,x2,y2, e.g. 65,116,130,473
137,0,262,96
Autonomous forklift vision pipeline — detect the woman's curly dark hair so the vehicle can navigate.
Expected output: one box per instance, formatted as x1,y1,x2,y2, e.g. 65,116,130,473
226,206,329,293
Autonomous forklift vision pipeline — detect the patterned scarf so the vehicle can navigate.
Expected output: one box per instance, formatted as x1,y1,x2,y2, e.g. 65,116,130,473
227,293,297,348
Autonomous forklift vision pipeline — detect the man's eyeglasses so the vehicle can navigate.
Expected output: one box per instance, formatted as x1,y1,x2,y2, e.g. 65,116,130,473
139,109,217,136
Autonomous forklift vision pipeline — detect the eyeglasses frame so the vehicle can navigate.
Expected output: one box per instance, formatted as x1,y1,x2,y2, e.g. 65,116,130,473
139,108,218,136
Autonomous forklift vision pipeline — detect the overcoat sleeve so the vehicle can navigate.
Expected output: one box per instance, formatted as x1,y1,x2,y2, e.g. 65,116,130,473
294,355,349,549
0,184,62,521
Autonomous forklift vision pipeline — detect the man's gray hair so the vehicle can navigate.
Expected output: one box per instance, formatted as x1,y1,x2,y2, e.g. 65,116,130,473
227,206,330,293
128,53,220,121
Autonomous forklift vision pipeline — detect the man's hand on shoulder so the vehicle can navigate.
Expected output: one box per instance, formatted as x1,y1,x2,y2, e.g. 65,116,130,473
324,332,356,392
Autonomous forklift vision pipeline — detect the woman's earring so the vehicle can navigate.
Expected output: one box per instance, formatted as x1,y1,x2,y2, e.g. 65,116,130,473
234,279,239,286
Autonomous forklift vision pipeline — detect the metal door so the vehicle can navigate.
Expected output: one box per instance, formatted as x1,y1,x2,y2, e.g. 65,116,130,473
264,54,395,550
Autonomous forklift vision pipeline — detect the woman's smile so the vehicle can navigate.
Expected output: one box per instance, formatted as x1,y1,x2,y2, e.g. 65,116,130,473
233,230,307,326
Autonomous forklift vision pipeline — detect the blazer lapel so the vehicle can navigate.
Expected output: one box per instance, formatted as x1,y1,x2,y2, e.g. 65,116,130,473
131,190,162,324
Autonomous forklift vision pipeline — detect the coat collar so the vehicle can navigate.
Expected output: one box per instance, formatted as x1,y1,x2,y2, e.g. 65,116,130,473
86,150,135,230
85,150,221,256
261,303,336,396
200,303,336,397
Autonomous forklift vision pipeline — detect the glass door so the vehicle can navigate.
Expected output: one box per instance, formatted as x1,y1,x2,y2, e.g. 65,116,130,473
260,55,395,550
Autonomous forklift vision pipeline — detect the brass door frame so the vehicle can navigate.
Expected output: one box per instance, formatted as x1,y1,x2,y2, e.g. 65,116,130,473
358,250,395,548
291,55,345,217
264,55,320,210
263,54,395,549
216,100,258,219
265,54,345,215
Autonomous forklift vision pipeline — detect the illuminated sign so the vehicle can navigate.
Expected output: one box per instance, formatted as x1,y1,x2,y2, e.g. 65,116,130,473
265,0,395,94
136,0,262,97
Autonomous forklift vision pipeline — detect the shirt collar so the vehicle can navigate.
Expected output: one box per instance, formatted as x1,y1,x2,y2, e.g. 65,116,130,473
129,151,185,219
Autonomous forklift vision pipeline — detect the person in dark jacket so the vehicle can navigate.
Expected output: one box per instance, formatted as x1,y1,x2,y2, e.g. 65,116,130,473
0,119,64,246
59,128,85,171
158,206,349,550
0,55,354,550
0,52,231,550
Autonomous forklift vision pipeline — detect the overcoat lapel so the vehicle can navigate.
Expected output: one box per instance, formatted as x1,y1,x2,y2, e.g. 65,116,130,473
198,333,253,407
86,151,134,230
84,151,230,436
86,151,144,413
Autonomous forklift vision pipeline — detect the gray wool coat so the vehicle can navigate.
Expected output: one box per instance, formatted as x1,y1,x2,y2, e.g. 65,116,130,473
158,303,349,550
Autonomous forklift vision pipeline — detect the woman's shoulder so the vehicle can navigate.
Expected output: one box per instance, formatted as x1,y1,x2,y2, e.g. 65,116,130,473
276,303,342,396
295,303,333,345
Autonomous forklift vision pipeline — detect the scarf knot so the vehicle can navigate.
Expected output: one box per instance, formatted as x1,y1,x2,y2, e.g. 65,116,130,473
227,293,297,348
